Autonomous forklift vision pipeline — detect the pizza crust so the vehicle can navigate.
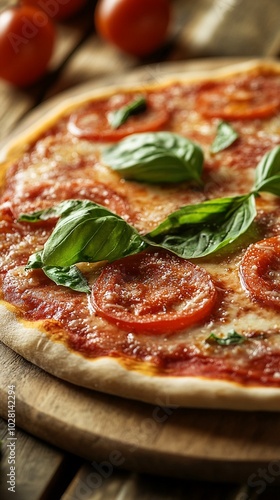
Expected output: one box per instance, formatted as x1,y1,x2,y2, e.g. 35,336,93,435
1,303,280,411
1,59,280,411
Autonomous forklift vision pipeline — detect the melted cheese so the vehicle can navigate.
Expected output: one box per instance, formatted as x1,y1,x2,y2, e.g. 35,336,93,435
1,71,280,384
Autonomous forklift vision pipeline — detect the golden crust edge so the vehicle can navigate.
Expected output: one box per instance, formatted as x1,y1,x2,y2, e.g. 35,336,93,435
1,305,280,411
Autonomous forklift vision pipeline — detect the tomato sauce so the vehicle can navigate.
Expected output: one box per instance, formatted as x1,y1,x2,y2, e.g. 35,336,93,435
1,70,280,388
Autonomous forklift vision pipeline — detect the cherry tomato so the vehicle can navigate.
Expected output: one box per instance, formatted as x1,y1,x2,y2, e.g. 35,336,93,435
92,249,217,334
0,6,55,87
94,0,171,57
67,93,169,141
239,236,280,310
21,0,87,21
197,75,280,120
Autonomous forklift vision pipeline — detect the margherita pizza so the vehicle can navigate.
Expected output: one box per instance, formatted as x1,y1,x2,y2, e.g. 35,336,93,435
1,60,280,411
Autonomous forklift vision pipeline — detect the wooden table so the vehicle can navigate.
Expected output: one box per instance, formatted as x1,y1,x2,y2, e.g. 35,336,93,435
1,0,280,498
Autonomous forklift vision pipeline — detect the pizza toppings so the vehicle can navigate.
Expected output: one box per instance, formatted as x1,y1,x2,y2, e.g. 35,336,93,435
146,194,257,259
206,330,246,346
29,201,146,268
253,145,280,196
92,249,217,333
67,94,169,141
197,74,280,120
19,200,147,292
42,265,90,294
145,145,279,261
210,121,239,154
239,236,280,310
2,65,280,400
18,145,280,292
107,96,147,129
19,193,256,290
101,132,204,184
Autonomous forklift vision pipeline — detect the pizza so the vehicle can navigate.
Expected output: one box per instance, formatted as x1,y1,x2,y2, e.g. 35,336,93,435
1,59,280,411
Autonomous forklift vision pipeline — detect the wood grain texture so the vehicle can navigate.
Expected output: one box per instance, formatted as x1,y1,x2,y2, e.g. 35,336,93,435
173,0,280,58
0,416,66,499
62,464,245,500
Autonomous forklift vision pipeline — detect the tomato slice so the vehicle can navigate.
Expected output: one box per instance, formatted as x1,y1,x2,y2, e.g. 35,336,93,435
6,179,134,223
67,94,169,141
239,236,280,310
197,75,280,120
92,249,217,334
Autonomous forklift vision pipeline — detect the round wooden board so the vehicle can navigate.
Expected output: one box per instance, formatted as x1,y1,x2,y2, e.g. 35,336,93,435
1,58,280,483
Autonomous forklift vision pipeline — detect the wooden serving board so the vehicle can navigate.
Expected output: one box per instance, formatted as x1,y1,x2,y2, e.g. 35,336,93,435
1,59,280,483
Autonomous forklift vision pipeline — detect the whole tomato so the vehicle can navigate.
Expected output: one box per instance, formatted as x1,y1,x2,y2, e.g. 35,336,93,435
94,0,171,57
0,5,56,87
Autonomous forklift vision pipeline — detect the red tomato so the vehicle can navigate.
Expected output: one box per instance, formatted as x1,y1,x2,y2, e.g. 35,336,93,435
21,0,87,21
240,236,280,310
197,75,280,120
92,249,217,334
67,93,169,141
94,0,171,57
0,6,55,87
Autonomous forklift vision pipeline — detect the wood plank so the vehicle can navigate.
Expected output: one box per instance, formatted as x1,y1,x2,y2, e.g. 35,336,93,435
176,0,280,58
62,464,249,500
46,33,138,97
62,464,133,500
0,84,34,142
0,416,67,499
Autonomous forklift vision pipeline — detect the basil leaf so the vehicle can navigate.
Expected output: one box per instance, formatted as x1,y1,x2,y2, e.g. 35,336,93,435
254,145,280,196
26,250,43,269
43,265,90,293
108,96,147,129
145,194,256,258
210,121,239,154
25,250,90,293
206,330,246,346
102,132,204,184
18,199,88,222
27,200,147,267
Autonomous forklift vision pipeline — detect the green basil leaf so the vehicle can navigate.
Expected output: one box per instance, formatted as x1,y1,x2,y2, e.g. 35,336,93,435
206,330,246,346
25,249,90,293
108,96,147,129
210,121,239,154
254,145,280,196
26,250,43,269
18,199,88,222
43,265,90,293
102,132,204,184
145,194,256,258
30,200,147,267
